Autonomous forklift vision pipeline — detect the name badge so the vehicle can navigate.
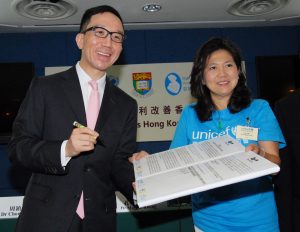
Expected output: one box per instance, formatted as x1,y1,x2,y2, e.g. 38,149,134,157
236,125,258,141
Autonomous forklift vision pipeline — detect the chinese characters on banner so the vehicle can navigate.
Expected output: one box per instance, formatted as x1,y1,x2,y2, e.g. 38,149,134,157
45,62,196,142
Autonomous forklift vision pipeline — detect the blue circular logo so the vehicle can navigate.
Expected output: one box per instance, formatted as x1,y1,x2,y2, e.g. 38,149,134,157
165,73,182,96
107,75,119,86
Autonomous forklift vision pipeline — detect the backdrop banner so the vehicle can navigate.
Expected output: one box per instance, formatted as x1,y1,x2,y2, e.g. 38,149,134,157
46,62,196,142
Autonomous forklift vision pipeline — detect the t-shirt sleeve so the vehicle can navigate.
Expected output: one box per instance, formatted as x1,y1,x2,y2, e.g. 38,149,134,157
169,106,190,150
253,100,286,149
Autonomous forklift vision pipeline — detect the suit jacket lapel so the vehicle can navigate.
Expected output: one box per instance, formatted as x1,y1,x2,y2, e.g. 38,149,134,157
60,66,87,126
95,79,117,133
290,89,300,110
295,89,300,108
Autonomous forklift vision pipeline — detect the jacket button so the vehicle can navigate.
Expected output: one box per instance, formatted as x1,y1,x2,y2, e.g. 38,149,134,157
75,195,80,200
84,167,90,172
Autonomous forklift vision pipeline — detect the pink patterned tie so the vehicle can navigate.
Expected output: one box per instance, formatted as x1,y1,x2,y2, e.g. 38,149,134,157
76,192,85,219
86,80,100,130
76,80,100,219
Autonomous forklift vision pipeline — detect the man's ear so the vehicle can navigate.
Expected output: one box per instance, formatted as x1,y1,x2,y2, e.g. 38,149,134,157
75,33,84,50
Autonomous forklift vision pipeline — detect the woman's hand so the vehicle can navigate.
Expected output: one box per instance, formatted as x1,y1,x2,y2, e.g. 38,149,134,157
245,143,261,155
245,141,281,174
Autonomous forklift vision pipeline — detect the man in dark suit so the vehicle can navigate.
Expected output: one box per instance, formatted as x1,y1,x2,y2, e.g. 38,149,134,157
7,5,140,232
273,88,300,232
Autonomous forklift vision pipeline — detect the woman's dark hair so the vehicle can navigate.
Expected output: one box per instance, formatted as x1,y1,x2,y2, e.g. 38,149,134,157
190,37,251,122
79,5,124,33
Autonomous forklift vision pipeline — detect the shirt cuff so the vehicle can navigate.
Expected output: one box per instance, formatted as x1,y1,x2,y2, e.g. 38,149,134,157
133,191,137,205
61,140,71,168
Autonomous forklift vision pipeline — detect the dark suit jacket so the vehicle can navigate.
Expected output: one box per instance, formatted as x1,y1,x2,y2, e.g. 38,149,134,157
7,66,137,232
273,88,300,232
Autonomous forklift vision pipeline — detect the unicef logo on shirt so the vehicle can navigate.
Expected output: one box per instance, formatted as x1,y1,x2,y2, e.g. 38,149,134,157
231,126,236,136
165,73,182,96
107,75,119,86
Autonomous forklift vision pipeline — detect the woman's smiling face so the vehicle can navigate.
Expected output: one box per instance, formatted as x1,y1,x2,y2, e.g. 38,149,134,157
203,49,239,102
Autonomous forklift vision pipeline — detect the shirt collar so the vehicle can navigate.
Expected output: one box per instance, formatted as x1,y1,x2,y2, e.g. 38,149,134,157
75,61,106,89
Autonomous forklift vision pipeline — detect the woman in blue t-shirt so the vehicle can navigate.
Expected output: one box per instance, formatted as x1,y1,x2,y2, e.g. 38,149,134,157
169,37,285,232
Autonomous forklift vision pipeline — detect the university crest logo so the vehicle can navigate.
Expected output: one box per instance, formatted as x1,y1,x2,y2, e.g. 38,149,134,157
131,72,155,98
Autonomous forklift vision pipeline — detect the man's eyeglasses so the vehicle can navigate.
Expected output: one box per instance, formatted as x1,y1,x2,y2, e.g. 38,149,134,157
81,26,126,43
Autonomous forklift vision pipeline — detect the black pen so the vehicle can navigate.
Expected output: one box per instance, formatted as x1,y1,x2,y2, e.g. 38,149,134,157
73,121,105,144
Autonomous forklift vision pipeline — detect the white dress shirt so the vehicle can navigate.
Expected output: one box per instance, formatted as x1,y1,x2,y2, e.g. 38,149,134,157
60,61,106,167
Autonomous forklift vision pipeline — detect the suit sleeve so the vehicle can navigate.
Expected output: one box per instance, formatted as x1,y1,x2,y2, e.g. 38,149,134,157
109,99,137,206
273,101,294,231
7,77,66,175
273,102,288,148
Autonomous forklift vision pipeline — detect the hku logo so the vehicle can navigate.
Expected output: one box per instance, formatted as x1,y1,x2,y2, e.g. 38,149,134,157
131,72,155,98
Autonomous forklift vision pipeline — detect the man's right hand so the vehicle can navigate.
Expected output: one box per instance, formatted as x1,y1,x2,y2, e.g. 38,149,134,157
129,150,149,163
65,127,99,157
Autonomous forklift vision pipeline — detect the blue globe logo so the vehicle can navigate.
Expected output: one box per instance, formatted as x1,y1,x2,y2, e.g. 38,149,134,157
165,73,182,96
108,75,119,86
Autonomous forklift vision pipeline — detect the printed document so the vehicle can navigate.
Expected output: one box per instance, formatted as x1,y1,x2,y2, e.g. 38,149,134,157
134,135,280,207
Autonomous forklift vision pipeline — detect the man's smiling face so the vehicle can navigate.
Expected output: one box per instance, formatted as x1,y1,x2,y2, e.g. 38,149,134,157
76,12,124,79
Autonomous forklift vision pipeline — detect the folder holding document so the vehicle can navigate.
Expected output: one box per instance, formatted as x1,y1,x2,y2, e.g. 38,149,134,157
134,135,280,208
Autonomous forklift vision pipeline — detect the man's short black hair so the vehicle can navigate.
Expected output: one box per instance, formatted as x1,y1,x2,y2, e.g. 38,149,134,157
79,5,124,33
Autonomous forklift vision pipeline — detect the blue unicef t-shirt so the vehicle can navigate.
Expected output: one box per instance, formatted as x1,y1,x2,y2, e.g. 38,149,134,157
170,99,285,232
